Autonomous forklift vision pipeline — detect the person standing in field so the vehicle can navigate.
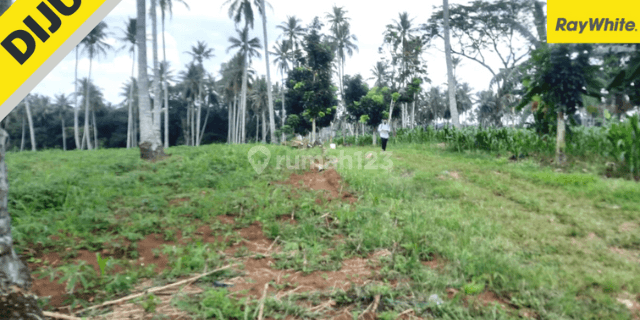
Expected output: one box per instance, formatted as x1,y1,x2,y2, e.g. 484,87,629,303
378,117,390,152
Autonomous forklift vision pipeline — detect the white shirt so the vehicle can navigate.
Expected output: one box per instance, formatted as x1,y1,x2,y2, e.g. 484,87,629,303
378,122,390,139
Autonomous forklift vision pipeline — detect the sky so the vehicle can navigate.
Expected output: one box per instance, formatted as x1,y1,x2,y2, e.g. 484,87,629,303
30,0,526,122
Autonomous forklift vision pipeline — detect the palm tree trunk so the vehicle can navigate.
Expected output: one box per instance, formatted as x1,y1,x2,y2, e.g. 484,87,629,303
191,102,195,146
388,98,396,123
411,95,416,128
163,81,169,148
0,127,43,318
92,108,98,149
137,0,164,160
162,14,169,149
61,115,66,151
443,0,460,129
74,47,80,149
186,101,191,145
84,56,93,150
235,95,241,144
25,96,35,151
199,106,210,145
241,56,248,144
133,103,138,147
20,112,25,152
127,49,135,149
312,118,316,143
259,0,276,144
255,114,259,142
262,110,267,143
556,111,566,165
196,84,202,146
228,98,233,143
151,0,162,137
281,72,286,143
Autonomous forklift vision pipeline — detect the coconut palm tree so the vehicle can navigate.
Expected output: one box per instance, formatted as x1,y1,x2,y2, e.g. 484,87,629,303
138,0,165,159
223,0,276,144
271,39,291,142
159,0,189,148
117,18,137,149
370,61,389,88
158,61,174,146
227,26,262,144
325,6,353,100
80,21,111,150
54,94,71,150
185,41,214,146
250,76,269,143
198,73,218,145
442,0,460,128
220,53,245,144
179,62,202,146
276,15,306,67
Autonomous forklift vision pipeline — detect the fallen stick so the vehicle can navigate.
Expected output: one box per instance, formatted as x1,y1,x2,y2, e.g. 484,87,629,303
257,283,269,320
275,285,310,300
395,308,414,319
267,236,280,252
42,312,82,320
372,294,381,313
76,264,236,315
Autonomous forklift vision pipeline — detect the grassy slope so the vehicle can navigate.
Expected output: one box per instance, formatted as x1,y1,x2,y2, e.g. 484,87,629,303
6,142,640,319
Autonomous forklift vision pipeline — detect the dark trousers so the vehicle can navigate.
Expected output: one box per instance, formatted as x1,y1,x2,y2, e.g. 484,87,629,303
381,138,388,151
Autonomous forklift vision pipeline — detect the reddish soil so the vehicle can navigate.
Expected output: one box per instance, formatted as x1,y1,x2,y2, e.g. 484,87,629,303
281,168,357,204
463,291,514,311
216,214,236,225
168,197,190,206
421,254,446,271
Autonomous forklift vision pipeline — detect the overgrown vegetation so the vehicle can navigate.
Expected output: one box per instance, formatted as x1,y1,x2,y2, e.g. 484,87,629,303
9,142,640,319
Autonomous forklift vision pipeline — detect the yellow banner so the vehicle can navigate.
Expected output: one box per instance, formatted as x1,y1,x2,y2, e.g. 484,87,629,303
0,0,122,120
548,0,640,43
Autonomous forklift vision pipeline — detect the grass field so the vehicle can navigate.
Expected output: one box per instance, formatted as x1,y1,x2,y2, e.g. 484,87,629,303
7,141,640,319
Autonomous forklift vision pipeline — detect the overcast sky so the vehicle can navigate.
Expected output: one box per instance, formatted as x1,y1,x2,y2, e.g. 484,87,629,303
30,0,520,119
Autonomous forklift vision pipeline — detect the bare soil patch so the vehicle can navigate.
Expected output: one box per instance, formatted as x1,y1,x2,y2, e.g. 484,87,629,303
619,222,638,233
168,197,189,207
280,168,357,204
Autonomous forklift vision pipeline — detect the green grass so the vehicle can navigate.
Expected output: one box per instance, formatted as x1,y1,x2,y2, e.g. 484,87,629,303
7,142,640,319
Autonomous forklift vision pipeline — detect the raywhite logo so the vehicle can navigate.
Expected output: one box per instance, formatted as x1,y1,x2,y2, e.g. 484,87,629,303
247,146,271,174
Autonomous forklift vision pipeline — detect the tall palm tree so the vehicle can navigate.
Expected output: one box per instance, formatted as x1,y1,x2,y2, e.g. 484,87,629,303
276,15,306,68
224,0,276,144
220,53,245,144
227,26,262,144
329,23,358,108
384,12,417,128
443,0,460,128
250,76,268,143
326,6,352,102
198,73,218,145
54,94,71,150
185,41,214,146
80,21,111,150
159,0,189,148
370,61,389,88
117,18,137,149
138,0,164,159
271,39,291,142
179,62,202,146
